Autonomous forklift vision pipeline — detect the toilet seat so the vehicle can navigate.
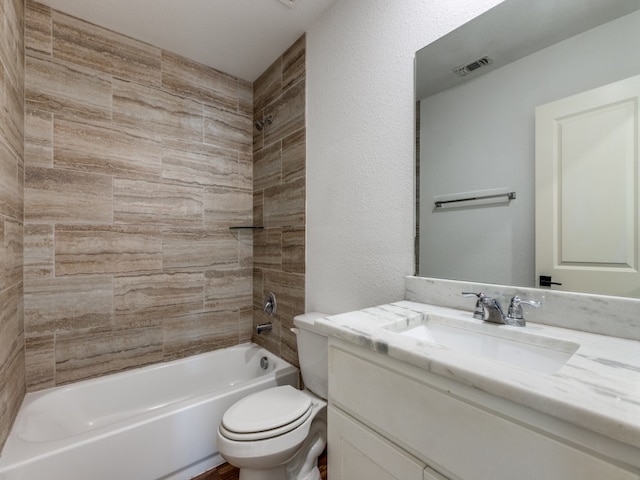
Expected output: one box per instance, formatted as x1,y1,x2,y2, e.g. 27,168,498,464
220,386,313,441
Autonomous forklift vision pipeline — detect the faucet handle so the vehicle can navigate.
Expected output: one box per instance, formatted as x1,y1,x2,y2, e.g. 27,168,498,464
507,296,541,323
462,292,486,320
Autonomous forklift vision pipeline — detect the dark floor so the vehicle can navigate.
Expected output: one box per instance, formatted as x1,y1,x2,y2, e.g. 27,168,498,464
192,449,327,480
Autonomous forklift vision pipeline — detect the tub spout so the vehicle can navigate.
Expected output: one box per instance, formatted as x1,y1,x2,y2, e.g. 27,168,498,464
256,322,273,334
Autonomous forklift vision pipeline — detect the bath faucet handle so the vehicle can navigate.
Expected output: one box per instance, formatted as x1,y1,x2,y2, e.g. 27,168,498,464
507,296,541,326
263,292,277,316
462,292,487,320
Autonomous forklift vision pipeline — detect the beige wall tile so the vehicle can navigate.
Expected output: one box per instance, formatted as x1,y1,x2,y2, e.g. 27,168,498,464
204,186,252,228
113,178,203,226
253,268,263,309
54,118,162,178
25,0,52,55
24,223,53,278
237,151,252,191
238,79,253,117
0,285,20,372
204,267,252,311
0,139,20,219
161,138,237,188
161,51,238,110
203,104,252,154
114,272,204,326
25,51,111,122
263,177,305,228
237,229,253,268
112,78,203,143
282,128,305,183
162,310,240,360
254,228,282,270
55,326,163,384
253,191,264,227
282,227,305,274
25,166,113,224
0,0,25,452
162,228,238,271
283,34,305,90
2,217,23,287
55,225,163,276
24,276,114,335
264,80,305,147
254,140,282,191
253,58,282,114
4,71,25,159
25,334,55,391
239,307,253,343
53,11,162,87
25,107,53,167
0,349,25,450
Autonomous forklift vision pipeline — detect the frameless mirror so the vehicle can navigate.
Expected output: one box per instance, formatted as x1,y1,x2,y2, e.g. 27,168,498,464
415,0,640,298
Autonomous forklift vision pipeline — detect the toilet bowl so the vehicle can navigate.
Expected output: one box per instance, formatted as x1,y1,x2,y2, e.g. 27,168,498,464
217,313,328,480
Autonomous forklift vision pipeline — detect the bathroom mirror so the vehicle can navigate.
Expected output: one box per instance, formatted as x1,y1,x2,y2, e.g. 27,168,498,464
415,0,640,298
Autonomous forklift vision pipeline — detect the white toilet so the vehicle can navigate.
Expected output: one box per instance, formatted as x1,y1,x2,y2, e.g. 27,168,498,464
217,313,328,480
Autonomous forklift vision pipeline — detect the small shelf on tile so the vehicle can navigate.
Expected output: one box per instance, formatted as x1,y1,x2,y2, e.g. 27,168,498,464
229,226,264,230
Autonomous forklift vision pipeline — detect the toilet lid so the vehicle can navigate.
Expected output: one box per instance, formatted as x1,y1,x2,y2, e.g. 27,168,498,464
221,385,312,435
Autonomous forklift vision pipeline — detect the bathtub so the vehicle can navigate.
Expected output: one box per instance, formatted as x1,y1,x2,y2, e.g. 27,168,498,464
0,343,298,480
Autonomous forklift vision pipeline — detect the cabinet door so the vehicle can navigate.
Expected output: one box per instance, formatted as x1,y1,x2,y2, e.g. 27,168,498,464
329,406,425,480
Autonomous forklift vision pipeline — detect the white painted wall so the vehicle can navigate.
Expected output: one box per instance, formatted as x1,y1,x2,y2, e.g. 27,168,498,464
305,0,503,314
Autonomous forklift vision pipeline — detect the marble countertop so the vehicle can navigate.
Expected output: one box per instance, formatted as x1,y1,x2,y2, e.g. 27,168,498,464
316,300,640,450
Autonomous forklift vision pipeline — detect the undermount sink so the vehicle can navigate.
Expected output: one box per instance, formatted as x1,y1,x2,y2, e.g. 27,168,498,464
390,315,579,373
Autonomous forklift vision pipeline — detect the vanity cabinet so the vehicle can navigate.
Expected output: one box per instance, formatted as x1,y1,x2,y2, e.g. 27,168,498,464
328,339,640,480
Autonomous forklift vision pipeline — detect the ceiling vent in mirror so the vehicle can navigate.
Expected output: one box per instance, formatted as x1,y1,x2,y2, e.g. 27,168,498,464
453,56,492,77
278,0,301,7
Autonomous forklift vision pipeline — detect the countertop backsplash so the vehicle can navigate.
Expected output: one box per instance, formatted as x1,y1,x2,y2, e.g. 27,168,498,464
405,276,640,342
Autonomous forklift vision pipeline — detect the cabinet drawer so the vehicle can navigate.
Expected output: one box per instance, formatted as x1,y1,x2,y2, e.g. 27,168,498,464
329,345,639,480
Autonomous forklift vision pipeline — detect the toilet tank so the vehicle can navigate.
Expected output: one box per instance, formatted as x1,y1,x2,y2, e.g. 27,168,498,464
293,313,329,400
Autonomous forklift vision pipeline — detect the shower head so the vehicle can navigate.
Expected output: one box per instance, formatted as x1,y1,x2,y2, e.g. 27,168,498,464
254,114,273,131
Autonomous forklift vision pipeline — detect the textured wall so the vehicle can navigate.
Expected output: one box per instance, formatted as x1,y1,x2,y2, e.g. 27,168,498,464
251,36,306,367
23,0,254,390
305,0,503,314
0,0,25,452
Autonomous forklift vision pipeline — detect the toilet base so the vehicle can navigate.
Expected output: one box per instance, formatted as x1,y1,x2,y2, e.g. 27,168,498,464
239,465,285,480
238,464,321,480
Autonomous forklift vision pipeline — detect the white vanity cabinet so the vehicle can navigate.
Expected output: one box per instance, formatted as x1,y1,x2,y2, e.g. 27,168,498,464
327,339,640,480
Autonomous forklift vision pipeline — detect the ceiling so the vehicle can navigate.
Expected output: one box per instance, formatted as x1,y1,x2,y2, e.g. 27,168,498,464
38,0,338,82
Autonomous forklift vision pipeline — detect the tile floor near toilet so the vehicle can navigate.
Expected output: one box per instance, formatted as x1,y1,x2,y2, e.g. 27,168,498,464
193,451,327,480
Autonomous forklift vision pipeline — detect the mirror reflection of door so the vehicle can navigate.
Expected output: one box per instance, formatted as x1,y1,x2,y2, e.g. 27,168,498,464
535,74,640,298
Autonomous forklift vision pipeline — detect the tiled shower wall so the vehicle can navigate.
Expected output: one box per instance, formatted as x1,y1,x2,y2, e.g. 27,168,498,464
23,0,255,390
0,0,25,450
251,36,306,367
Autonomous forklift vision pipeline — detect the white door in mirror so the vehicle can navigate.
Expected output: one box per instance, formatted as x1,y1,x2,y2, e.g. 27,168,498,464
535,74,640,298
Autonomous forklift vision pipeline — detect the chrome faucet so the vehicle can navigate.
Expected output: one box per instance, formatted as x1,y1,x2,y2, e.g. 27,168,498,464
462,292,540,326
506,295,541,327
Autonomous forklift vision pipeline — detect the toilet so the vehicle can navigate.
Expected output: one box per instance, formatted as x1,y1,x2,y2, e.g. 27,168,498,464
217,313,329,480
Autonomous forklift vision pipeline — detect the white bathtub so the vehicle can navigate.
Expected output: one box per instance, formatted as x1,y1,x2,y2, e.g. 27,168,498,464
0,343,298,480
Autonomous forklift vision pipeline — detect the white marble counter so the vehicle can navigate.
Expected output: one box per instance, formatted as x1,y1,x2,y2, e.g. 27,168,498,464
316,300,640,450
